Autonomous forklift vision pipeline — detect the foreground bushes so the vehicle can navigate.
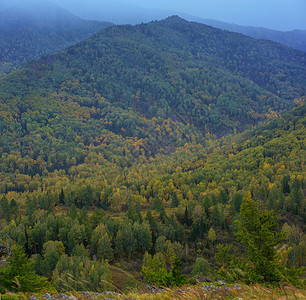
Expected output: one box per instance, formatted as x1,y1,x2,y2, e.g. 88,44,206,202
142,253,186,287
0,245,52,293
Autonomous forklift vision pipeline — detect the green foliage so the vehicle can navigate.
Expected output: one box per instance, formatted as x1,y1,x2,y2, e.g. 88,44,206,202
35,239,67,278
285,267,304,288
0,245,52,293
133,221,152,254
187,277,197,285
215,244,247,282
235,195,285,283
0,4,112,74
217,266,247,283
97,234,114,261
0,295,23,300
52,254,111,292
282,175,291,195
169,256,186,286
142,253,186,287
208,227,216,245
115,223,136,259
232,192,243,213
0,16,305,293
191,257,210,277
123,276,141,293
0,104,303,290
171,193,180,208
215,244,236,269
141,252,168,286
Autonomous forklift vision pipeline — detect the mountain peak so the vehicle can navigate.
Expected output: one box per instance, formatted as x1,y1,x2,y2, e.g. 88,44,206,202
162,15,187,24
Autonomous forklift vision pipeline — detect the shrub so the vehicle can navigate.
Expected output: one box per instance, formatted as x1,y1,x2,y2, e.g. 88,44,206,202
142,253,186,287
191,257,210,277
0,245,52,293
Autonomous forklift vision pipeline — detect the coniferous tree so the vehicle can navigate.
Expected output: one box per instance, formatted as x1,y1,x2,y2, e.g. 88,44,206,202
169,256,186,286
171,192,179,208
97,233,114,261
183,206,190,226
0,196,9,216
235,194,285,282
0,245,52,293
59,188,65,205
282,175,291,195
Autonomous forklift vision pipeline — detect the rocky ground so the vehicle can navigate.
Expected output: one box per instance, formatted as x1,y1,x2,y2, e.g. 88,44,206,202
23,281,305,300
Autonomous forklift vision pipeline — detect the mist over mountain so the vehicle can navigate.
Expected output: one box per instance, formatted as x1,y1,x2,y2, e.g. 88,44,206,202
0,0,175,25
50,0,174,25
0,1,112,74
1,0,305,67
1,0,305,30
182,16,306,52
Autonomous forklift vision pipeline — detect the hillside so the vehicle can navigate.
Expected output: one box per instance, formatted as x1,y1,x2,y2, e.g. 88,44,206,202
0,102,304,293
186,17,306,52
2,17,305,125
0,2,112,74
0,17,305,294
0,16,305,191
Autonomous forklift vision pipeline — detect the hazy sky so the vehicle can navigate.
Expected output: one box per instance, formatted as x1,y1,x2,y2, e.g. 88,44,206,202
125,0,306,30
1,0,305,30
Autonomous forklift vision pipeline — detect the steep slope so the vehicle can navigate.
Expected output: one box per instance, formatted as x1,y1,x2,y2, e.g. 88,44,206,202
0,2,113,74
2,16,305,128
0,100,304,292
0,16,305,194
186,17,306,52
0,17,305,292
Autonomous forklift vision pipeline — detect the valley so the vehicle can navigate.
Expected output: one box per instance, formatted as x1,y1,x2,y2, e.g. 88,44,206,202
0,14,305,298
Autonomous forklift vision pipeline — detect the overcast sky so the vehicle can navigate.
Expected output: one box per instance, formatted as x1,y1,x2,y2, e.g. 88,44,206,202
125,0,306,30
1,0,305,30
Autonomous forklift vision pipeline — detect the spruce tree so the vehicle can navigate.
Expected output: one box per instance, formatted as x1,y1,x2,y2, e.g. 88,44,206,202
235,194,284,282
0,245,52,293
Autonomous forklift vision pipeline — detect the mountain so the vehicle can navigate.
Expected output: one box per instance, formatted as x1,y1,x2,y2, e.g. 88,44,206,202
0,15,305,189
0,17,305,292
0,0,174,25
0,1,113,74
184,16,306,52
2,16,305,126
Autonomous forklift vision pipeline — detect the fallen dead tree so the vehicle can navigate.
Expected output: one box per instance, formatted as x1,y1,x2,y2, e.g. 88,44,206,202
0,233,13,265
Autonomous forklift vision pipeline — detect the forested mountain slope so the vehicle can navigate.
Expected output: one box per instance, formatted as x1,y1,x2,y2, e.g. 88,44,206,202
186,17,306,52
2,16,305,127
0,16,305,194
0,16,305,293
0,102,304,292
0,2,112,75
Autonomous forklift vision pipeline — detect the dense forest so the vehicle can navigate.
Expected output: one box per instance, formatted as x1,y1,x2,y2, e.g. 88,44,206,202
0,16,305,295
0,2,112,75
191,17,306,52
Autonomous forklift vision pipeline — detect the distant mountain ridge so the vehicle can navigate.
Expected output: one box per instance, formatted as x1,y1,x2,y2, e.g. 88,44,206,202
1,0,305,78
35,0,306,52
0,1,113,74
182,16,306,52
